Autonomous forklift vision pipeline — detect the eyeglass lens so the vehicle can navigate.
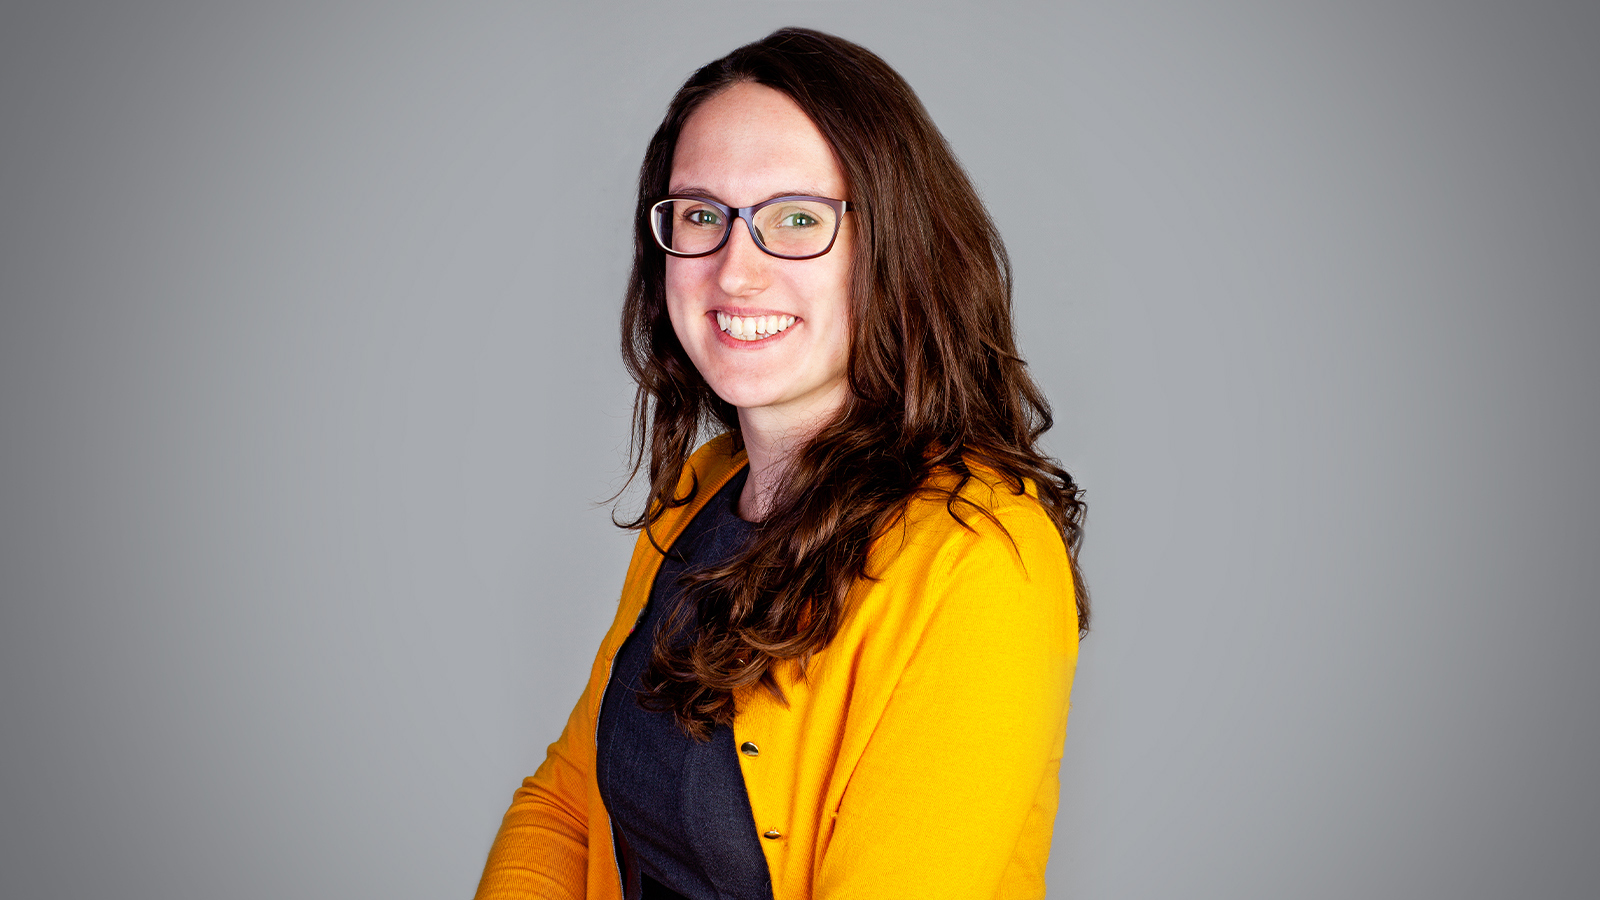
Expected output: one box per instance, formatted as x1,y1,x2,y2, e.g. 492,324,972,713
651,198,840,258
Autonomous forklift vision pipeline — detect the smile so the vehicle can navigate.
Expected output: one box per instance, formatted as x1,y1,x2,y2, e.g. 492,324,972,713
717,312,797,342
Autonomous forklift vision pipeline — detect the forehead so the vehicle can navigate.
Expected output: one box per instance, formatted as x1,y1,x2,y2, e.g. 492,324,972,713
670,82,847,204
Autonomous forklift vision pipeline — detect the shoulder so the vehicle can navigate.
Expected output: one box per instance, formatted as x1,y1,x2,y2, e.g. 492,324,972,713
889,463,1067,574
683,433,747,490
853,462,1076,634
817,461,1077,699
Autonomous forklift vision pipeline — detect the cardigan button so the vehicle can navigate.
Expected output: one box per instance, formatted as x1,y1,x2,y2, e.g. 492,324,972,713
740,741,760,757
763,829,781,840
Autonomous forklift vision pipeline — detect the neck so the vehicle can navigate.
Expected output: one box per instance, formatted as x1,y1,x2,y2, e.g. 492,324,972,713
734,393,847,521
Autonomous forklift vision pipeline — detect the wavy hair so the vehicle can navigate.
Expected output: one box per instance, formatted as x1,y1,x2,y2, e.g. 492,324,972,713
619,27,1087,738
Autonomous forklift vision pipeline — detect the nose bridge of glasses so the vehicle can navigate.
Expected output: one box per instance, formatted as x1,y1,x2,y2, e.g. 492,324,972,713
724,206,767,257
733,206,767,249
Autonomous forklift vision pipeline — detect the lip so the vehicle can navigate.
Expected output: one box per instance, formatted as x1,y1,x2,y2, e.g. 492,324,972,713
708,309,798,348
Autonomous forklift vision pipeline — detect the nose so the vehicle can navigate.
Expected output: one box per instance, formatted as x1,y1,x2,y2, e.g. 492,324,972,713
715,215,771,296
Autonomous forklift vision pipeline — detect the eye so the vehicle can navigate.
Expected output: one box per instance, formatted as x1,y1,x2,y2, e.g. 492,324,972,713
776,211,818,228
683,206,723,227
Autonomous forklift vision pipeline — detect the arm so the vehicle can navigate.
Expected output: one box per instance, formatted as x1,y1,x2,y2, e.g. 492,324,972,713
474,688,598,900
474,440,734,898
816,516,1078,898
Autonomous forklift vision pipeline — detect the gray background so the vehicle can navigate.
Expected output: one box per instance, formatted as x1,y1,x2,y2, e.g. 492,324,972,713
2,1,1596,897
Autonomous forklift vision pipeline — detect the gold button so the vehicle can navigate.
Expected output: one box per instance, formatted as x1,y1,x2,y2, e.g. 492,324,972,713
740,741,760,757
763,829,781,840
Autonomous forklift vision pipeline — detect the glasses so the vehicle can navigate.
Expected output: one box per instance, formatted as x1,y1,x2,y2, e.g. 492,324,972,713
648,195,853,260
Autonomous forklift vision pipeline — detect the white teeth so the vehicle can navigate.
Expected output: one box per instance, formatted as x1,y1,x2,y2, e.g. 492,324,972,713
718,313,797,341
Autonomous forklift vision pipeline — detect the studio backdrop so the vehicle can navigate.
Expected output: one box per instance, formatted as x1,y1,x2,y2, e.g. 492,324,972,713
1,2,1596,898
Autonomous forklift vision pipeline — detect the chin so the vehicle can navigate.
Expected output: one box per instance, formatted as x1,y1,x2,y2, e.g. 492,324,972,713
706,382,784,411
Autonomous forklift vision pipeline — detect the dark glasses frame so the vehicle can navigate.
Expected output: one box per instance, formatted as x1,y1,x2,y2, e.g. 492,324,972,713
647,195,855,260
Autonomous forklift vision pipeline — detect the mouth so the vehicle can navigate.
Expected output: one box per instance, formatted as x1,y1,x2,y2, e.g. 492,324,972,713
716,311,797,342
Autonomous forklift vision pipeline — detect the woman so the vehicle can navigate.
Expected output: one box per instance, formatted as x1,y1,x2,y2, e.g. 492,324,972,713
478,27,1087,900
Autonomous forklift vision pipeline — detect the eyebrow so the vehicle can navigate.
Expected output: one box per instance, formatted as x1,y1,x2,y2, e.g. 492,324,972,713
666,186,835,205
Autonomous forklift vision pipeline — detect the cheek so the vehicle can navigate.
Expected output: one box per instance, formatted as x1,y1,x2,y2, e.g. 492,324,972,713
813,258,854,340
664,259,694,338
816,234,854,322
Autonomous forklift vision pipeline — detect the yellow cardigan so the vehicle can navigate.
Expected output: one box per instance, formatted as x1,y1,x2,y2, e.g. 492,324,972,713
477,436,1078,899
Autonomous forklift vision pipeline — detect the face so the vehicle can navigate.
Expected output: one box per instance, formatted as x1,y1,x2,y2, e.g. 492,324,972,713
665,82,854,434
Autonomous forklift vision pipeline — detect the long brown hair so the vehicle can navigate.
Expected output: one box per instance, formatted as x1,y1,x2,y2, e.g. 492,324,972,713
619,27,1087,738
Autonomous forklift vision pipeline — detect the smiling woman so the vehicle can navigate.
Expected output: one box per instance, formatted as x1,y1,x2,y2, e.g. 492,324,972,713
477,27,1088,900
664,82,855,517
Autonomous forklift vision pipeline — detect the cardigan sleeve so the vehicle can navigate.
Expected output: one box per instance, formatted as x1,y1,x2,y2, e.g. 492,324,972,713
474,688,598,900
814,508,1079,899
474,437,743,900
